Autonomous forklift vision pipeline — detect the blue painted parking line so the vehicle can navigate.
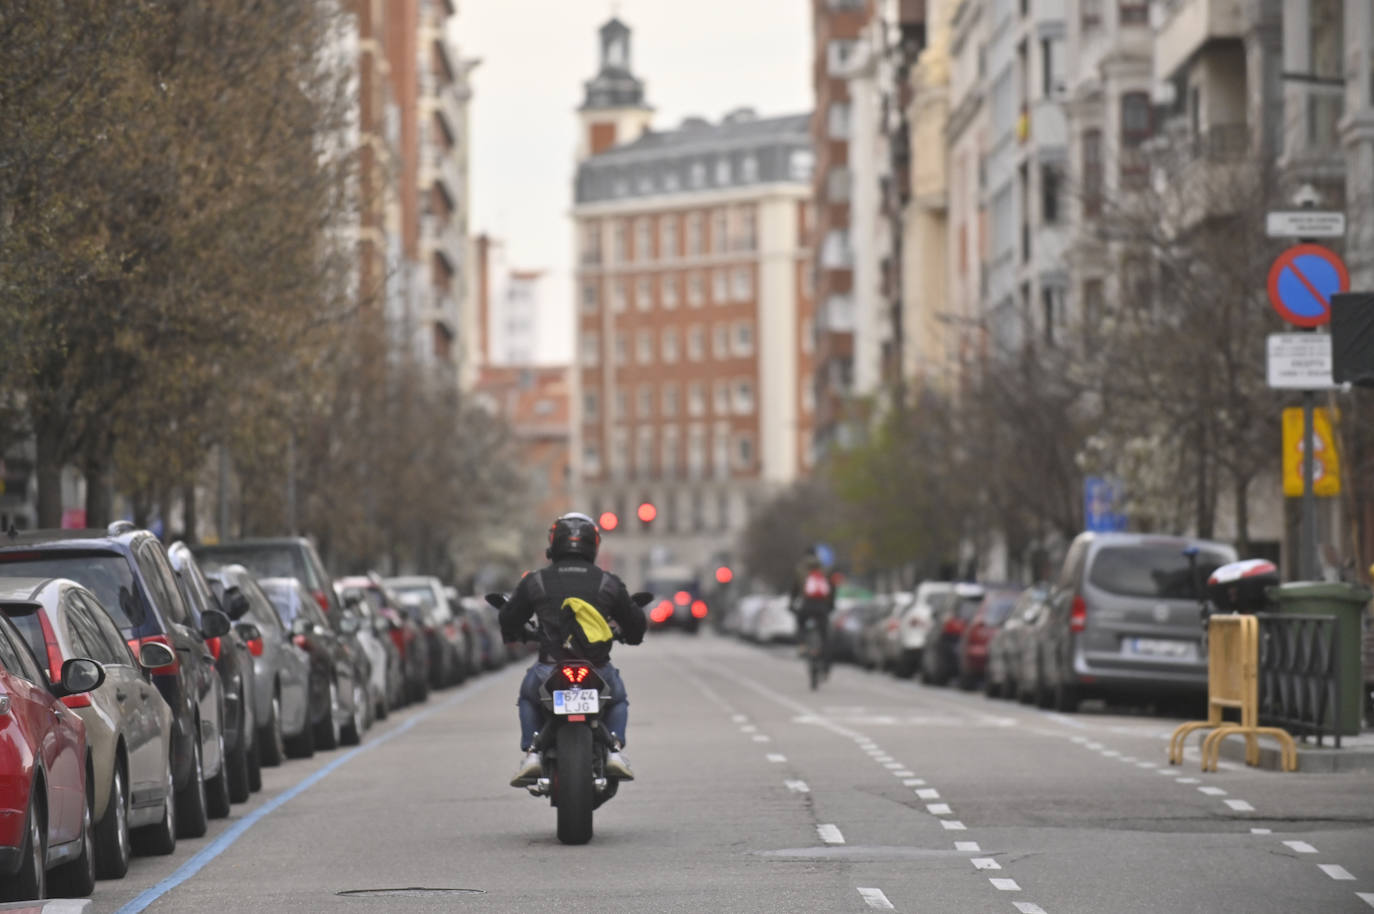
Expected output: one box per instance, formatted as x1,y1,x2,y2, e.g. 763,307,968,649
116,674,506,914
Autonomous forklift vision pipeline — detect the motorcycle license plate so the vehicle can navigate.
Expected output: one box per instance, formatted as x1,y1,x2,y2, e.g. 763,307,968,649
553,689,599,715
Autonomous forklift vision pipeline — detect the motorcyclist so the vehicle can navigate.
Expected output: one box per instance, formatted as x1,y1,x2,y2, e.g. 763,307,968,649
499,512,646,787
790,548,836,673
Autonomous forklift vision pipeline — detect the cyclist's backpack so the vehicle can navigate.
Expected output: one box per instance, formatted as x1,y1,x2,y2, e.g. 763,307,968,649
803,569,832,599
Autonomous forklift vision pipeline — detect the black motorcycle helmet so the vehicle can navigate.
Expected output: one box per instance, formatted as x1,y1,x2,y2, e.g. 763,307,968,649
547,512,601,562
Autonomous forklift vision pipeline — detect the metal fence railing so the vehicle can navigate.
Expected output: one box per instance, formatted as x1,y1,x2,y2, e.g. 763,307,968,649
1255,613,1342,749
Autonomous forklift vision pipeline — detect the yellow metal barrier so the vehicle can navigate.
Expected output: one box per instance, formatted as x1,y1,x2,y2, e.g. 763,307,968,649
1167,615,1298,772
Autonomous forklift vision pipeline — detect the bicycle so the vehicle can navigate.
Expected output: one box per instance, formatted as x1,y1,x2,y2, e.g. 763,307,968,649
800,615,827,691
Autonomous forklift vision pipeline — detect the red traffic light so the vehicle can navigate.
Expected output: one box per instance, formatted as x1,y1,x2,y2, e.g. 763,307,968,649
637,502,657,523
599,511,619,531
715,566,733,584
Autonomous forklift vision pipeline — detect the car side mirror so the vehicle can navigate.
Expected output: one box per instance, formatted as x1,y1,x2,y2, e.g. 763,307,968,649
59,657,105,696
223,588,251,620
137,642,176,671
201,608,232,639
235,621,263,644
342,592,363,611
339,613,360,635
484,593,507,609
290,616,310,638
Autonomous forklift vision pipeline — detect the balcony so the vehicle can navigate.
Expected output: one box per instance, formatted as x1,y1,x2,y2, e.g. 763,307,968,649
422,143,464,203
421,213,463,270
1153,0,1246,83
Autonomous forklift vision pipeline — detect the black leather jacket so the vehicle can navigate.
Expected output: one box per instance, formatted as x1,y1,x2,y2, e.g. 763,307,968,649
499,556,646,665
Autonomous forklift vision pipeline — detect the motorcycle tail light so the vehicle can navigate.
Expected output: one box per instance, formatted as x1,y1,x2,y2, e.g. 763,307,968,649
561,665,591,685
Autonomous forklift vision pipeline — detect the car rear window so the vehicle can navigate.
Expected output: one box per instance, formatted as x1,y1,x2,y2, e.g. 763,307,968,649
955,595,985,620
0,553,143,629
983,593,1020,625
6,612,46,671
1088,546,1230,599
196,546,305,584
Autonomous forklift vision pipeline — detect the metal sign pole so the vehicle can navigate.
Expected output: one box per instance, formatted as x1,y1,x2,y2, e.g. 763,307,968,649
1301,391,1317,580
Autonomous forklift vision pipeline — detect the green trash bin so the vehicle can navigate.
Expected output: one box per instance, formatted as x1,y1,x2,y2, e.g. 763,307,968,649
1272,581,1372,736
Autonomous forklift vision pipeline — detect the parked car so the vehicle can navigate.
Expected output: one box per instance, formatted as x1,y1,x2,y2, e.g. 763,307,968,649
336,582,404,718
166,542,258,803
830,595,887,666
748,595,797,644
729,594,771,640
882,583,953,678
1,578,177,876
194,537,343,621
386,577,469,688
258,576,369,746
456,592,505,671
644,565,707,633
955,587,1023,690
919,583,986,686
0,526,230,839
336,576,428,704
0,604,104,900
1032,532,1236,712
985,585,1049,699
206,568,321,759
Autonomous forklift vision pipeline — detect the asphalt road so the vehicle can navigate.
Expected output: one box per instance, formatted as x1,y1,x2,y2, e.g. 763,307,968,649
88,632,1374,913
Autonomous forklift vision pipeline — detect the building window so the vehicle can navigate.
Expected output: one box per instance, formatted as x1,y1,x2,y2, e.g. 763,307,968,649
713,381,729,415
740,155,759,182
1118,1,1148,25
734,322,754,356
662,384,679,418
614,388,628,420
688,383,706,417
688,325,705,360
583,391,598,420
662,327,679,363
735,206,757,251
690,161,707,188
634,218,652,261
637,385,654,419
1082,278,1104,335
802,380,816,414
712,209,728,253
1120,92,1152,183
734,435,754,469
637,173,654,195
612,220,627,263
733,380,754,414
613,332,627,364
821,229,852,268
662,274,679,309
1081,0,1100,29
580,332,600,366
827,166,851,201
712,424,730,474
611,279,627,312
636,329,653,364
581,221,602,265
688,272,705,306
712,323,729,358
732,267,753,302
662,427,679,476
1082,128,1102,218
1042,165,1061,224
663,169,681,192
688,426,706,476
828,102,851,139
801,317,814,355
712,269,728,303
802,266,815,299
660,216,678,259
1042,286,1063,346
636,276,652,311
789,149,815,182
583,443,601,474
581,281,599,313
827,39,858,75
715,157,732,185
636,427,654,477
686,212,703,255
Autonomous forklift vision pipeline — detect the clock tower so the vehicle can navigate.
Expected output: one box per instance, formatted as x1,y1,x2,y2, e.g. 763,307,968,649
577,18,654,160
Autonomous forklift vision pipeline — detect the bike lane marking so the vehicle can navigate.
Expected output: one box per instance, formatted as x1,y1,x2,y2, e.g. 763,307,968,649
817,824,845,845
857,887,895,909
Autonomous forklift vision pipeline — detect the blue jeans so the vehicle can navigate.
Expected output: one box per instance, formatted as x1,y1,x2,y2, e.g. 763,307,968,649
518,662,628,751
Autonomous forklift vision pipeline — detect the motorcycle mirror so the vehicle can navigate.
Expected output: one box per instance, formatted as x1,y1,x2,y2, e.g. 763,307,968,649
631,592,654,607
484,592,507,609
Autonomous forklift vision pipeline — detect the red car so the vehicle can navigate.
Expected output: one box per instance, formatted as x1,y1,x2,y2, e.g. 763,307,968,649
956,588,1023,691
0,604,105,900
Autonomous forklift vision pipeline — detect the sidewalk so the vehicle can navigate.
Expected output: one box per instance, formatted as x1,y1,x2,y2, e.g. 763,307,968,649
1217,730,1374,773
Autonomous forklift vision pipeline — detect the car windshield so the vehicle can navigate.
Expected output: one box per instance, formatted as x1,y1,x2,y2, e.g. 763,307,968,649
983,592,1020,625
196,547,302,582
7,612,48,674
955,595,985,620
0,553,143,629
260,582,304,626
392,585,436,610
1089,546,1230,599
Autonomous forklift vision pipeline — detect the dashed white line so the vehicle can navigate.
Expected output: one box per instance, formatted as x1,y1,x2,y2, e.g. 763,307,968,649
766,753,787,763
1137,762,1158,769
883,762,903,769
971,857,1001,870
1319,864,1355,881
784,779,810,794
1101,750,1121,758
817,824,845,845
915,788,941,799
873,755,894,763
990,878,1021,891
857,887,894,909
1119,756,1138,763
902,778,926,786
1283,841,1317,854
955,841,980,852
1014,904,1048,914
1357,891,1374,908
926,803,952,815
1084,742,1103,750
1225,799,1255,812
940,820,967,831
740,724,757,733
731,714,747,723
1155,769,1176,775
1070,736,1088,743
753,735,771,742
1198,786,1228,796
893,769,915,778
1251,828,1273,835
1176,777,1200,784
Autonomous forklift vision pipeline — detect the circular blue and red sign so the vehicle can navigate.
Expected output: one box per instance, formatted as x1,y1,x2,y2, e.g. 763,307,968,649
1267,243,1349,327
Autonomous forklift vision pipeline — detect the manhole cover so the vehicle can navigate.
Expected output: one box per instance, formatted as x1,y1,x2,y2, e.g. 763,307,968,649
338,888,485,899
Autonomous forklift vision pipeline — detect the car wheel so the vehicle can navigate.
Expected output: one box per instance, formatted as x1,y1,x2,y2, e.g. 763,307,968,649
375,684,389,721
983,674,1001,698
133,761,176,856
175,731,208,838
314,681,341,750
50,782,94,896
2,788,45,901
258,693,285,767
283,712,315,759
95,761,131,879
1053,678,1080,713
340,683,365,746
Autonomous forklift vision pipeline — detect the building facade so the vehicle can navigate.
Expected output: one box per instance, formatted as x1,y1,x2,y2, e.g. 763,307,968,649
571,19,815,583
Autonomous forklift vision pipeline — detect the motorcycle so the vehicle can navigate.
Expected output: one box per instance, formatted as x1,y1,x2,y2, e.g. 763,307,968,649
485,591,653,845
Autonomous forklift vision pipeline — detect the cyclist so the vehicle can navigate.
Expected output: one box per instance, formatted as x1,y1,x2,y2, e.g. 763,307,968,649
790,548,836,676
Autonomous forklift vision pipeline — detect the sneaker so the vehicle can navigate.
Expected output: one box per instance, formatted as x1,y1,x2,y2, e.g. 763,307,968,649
510,751,542,787
605,749,635,780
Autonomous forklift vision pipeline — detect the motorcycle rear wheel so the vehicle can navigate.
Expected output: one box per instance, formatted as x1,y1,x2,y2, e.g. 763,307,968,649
555,725,595,845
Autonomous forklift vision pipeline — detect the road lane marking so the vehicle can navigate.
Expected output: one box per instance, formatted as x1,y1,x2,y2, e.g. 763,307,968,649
873,755,894,763
753,734,771,742
817,824,845,844
1084,742,1103,750
1176,778,1200,784
732,714,748,723
972,857,1001,870
990,878,1021,891
1014,903,1048,914
893,769,915,777
1284,841,1317,853
955,841,980,852
785,779,810,793
1119,756,1138,763
1070,736,1088,743
740,724,757,732
857,888,894,909
1100,750,1121,758
1357,892,1374,907
883,762,903,769
1046,712,1088,729
1225,799,1255,811
1251,828,1273,834
1155,769,1176,775
926,803,952,815
902,778,926,786
115,672,507,914
1319,864,1355,880
1198,786,1228,796
915,788,940,799
1136,762,1158,769
766,753,787,763
940,820,967,830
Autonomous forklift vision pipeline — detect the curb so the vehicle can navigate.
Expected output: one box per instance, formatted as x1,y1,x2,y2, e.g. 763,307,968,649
1217,735,1374,773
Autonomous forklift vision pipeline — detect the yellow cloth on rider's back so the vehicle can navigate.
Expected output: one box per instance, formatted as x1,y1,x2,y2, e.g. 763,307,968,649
562,597,614,645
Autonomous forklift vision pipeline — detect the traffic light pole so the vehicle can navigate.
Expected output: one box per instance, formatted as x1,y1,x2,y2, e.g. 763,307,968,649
1300,389,1317,580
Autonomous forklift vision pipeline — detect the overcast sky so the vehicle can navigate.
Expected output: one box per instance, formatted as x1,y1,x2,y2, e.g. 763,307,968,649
457,1,812,361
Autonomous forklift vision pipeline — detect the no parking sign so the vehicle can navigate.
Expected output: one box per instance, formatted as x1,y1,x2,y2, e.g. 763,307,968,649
1266,244,1349,327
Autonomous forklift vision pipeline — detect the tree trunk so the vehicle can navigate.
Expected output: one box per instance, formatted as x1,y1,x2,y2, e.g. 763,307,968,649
132,489,152,530
83,454,113,530
1233,475,1250,555
34,421,64,529
182,484,198,544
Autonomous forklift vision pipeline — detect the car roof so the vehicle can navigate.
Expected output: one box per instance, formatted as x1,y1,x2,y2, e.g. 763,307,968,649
0,527,149,551
0,577,61,602
1078,531,1233,550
